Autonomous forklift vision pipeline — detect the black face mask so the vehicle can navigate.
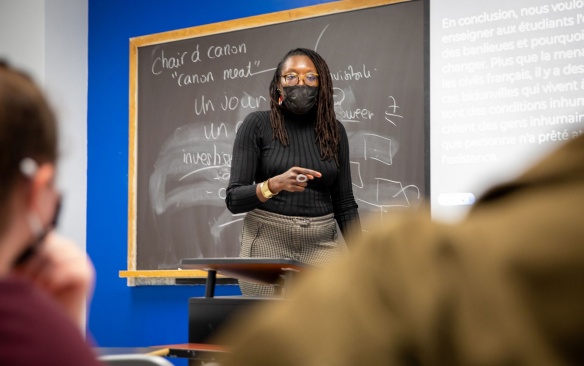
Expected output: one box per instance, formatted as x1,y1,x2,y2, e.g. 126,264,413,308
282,86,318,115
13,197,62,267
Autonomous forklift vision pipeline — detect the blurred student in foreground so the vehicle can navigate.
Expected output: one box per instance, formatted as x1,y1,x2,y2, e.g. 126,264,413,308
0,62,102,365
215,131,584,365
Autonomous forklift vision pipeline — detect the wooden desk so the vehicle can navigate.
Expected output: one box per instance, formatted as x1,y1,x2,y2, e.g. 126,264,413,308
152,343,228,359
179,258,307,360
94,347,156,356
180,257,310,297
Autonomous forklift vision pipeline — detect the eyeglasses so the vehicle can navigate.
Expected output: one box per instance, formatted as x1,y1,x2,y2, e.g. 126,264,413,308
281,72,319,86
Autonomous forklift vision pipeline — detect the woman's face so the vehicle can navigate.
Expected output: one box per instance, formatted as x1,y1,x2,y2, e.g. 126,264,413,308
279,55,318,97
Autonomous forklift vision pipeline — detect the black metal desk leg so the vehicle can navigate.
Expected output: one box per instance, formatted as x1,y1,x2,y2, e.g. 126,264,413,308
205,269,217,298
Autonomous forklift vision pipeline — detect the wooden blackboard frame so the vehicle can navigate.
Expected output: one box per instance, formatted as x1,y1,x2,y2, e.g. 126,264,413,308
125,0,415,283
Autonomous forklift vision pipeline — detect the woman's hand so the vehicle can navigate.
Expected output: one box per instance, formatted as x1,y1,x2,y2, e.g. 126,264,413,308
12,232,95,330
269,166,322,194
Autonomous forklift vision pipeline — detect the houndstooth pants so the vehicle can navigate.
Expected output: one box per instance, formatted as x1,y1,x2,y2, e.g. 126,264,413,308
239,208,342,296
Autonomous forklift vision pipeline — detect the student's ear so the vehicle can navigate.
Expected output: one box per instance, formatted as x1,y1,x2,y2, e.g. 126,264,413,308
27,163,57,220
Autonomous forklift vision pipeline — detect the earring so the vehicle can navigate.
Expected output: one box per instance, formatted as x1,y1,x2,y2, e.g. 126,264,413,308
278,96,283,105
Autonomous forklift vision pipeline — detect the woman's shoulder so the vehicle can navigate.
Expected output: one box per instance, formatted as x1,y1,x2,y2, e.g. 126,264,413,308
335,119,349,135
237,110,271,137
243,110,270,125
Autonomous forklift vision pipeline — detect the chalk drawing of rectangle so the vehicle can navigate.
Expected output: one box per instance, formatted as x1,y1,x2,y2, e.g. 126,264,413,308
350,161,363,188
356,199,410,232
363,134,392,165
375,179,408,206
356,198,385,224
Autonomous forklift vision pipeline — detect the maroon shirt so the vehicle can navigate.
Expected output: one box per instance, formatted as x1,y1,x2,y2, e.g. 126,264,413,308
0,277,104,366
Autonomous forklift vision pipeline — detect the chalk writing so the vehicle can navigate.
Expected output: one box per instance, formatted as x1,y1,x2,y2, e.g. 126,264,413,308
135,1,426,269
338,107,374,121
152,50,188,74
172,71,214,86
221,93,266,111
223,60,261,80
182,145,232,167
384,96,403,126
204,123,228,140
207,43,247,59
330,64,373,81
193,95,215,115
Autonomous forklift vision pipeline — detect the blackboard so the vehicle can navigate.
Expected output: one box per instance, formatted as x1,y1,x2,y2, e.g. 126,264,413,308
129,0,426,271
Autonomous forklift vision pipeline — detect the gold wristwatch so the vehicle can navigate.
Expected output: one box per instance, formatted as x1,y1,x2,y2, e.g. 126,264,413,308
260,179,277,199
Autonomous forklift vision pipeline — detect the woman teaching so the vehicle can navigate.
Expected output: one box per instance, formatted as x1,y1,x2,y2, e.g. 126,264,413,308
225,48,361,296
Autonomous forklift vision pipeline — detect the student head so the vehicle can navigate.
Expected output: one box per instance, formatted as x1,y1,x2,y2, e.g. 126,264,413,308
268,48,339,165
0,61,60,269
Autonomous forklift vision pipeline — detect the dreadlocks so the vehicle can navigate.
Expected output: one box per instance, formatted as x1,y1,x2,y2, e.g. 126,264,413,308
268,48,340,166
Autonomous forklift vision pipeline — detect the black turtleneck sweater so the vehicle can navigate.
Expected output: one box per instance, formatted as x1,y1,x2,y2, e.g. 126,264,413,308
225,110,360,239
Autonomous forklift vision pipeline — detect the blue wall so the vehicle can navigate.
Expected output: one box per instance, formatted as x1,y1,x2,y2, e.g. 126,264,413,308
86,0,335,360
